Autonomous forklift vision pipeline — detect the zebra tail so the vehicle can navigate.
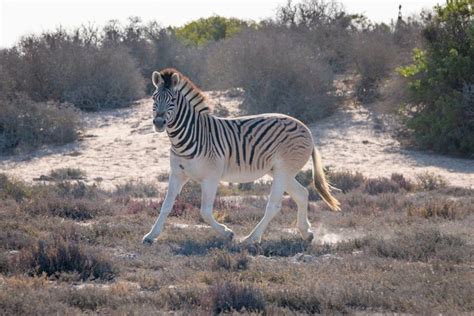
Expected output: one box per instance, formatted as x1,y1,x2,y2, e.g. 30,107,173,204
311,147,341,212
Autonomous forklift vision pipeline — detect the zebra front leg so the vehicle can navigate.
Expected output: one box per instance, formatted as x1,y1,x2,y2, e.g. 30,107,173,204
142,172,189,245
241,175,286,244
200,179,234,239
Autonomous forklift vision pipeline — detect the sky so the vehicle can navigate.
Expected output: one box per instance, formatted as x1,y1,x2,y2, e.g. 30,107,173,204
1,0,441,48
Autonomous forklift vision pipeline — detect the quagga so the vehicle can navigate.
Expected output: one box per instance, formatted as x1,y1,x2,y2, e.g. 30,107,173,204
142,68,340,245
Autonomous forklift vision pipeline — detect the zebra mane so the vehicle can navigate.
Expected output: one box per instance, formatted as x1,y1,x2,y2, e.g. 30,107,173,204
160,68,210,114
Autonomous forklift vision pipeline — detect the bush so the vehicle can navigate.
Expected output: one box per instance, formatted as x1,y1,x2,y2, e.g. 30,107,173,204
19,235,116,280
207,26,337,121
353,27,398,102
0,174,29,201
398,0,474,155
175,16,251,46
416,172,447,191
326,170,366,193
203,281,266,313
0,253,9,274
114,180,158,198
210,249,249,271
0,95,80,153
48,168,86,181
407,198,471,220
22,193,111,220
363,177,400,195
2,29,145,111
370,228,471,263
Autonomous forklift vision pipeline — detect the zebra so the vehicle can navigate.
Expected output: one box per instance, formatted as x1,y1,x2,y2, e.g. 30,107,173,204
142,68,340,245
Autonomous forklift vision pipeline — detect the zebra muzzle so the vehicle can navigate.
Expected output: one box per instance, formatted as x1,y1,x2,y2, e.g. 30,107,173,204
153,117,166,132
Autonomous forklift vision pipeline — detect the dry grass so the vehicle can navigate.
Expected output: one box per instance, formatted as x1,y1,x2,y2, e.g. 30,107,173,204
0,172,472,314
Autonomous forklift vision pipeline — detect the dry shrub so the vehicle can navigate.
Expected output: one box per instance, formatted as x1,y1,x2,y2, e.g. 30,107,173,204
7,32,145,110
353,28,398,102
156,172,169,182
326,170,366,193
363,177,400,195
416,172,447,191
172,236,233,256
369,228,471,263
0,252,9,274
390,173,415,191
22,193,111,220
407,198,470,220
0,278,71,315
51,181,98,199
179,180,202,207
157,286,202,310
48,168,86,181
19,235,116,281
203,281,266,314
0,95,80,153
207,26,337,121
62,287,111,311
0,173,29,201
267,288,322,314
0,230,33,251
210,249,249,271
251,237,310,257
114,180,158,198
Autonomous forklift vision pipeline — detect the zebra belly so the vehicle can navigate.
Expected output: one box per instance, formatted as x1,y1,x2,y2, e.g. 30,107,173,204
221,168,270,183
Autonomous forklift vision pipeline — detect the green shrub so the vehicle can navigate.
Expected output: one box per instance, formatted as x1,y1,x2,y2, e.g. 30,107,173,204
0,95,80,153
398,0,474,155
175,16,251,46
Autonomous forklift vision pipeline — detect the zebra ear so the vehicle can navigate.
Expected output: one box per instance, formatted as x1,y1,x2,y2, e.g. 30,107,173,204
152,71,163,87
171,73,180,88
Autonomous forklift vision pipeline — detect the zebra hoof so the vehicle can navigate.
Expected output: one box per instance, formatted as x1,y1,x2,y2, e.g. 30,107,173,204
240,235,260,245
142,236,154,246
305,232,314,243
224,230,235,241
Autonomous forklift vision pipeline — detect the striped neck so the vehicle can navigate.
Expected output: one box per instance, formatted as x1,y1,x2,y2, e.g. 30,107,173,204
165,84,214,159
175,80,209,114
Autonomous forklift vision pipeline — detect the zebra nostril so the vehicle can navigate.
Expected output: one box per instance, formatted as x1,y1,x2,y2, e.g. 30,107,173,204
153,117,165,126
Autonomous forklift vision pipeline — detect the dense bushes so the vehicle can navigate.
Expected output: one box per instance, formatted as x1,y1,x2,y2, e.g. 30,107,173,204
1,32,145,110
207,26,337,121
398,0,474,155
0,95,80,153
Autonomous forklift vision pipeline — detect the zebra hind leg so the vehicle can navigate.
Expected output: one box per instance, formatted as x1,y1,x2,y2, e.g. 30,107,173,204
200,179,234,240
286,178,313,242
241,173,286,244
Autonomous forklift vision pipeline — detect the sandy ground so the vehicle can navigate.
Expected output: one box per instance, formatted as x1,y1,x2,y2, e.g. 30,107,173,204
1,90,473,189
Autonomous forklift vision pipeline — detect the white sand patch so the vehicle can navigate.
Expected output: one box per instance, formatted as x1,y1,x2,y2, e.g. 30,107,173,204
171,223,210,230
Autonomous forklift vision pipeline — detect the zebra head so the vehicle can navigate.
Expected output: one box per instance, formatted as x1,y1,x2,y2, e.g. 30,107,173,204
151,70,180,132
